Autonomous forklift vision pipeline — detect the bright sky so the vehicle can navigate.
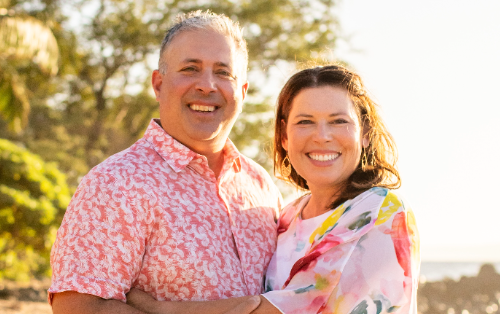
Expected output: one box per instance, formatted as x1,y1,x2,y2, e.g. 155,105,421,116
330,0,500,261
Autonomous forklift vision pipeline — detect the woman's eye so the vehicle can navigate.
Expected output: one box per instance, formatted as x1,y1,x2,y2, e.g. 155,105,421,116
332,118,348,124
297,120,313,125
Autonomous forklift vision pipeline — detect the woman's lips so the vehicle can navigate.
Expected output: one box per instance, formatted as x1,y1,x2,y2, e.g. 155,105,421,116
307,152,341,161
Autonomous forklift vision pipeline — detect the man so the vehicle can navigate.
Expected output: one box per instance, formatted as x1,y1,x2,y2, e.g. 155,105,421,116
50,11,281,314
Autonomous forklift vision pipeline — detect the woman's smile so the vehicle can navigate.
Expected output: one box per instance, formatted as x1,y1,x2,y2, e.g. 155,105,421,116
306,151,342,165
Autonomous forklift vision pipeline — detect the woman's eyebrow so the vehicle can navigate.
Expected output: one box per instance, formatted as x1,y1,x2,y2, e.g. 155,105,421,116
293,112,347,118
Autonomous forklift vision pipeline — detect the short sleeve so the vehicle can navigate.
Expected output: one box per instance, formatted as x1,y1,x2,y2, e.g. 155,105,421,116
48,171,152,304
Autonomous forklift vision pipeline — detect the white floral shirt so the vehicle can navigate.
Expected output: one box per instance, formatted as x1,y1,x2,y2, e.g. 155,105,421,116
263,188,419,314
49,119,281,303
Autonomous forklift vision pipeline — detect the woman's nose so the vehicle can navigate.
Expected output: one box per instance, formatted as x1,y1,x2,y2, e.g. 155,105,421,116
313,122,333,142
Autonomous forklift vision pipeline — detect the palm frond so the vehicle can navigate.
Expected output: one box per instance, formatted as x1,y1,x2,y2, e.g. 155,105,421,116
0,15,59,75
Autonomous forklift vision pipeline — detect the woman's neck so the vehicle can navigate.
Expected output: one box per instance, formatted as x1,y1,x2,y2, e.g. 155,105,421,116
301,185,343,220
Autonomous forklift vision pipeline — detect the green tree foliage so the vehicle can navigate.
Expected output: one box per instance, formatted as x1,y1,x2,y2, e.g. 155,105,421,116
0,139,71,280
1,0,341,186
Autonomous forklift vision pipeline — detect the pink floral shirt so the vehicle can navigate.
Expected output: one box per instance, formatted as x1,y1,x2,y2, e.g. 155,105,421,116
263,188,420,314
49,119,281,303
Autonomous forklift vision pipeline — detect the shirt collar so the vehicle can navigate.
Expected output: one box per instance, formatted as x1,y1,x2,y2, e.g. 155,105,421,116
143,119,198,172
222,138,242,173
143,119,242,173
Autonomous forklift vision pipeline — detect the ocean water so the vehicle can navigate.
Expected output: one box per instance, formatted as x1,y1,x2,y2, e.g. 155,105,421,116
420,262,500,282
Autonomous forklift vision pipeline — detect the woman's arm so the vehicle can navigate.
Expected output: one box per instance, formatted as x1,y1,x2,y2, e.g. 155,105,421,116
126,288,281,314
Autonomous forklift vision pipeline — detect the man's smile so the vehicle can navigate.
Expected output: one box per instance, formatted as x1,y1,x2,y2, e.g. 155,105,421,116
189,104,217,112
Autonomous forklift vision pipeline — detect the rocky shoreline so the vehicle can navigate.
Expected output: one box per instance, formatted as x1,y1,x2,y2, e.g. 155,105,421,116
418,263,500,314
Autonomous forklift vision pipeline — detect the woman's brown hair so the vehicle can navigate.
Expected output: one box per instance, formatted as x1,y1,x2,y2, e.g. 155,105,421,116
274,64,401,208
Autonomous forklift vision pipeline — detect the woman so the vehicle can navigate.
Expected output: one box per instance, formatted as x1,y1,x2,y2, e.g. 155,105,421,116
127,64,420,314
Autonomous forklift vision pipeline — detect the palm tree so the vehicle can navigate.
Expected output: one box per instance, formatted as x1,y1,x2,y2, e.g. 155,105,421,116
0,0,59,132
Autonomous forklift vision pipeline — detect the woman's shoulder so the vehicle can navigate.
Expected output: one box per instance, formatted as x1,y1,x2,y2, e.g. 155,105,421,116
367,187,416,228
277,194,310,233
351,187,409,210
340,187,412,227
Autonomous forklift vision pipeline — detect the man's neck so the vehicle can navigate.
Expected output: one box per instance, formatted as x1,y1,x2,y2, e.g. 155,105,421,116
204,150,225,178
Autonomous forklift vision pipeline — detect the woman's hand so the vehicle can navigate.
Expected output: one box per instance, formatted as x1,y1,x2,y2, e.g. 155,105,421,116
127,288,158,313
222,296,261,314
126,288,261,314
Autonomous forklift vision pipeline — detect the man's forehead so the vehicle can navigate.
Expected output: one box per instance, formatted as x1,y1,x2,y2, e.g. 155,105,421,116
162,29,247,78
167,30,232,54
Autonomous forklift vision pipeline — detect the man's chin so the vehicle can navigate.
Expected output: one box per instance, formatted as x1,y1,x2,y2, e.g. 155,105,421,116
183,127,229,147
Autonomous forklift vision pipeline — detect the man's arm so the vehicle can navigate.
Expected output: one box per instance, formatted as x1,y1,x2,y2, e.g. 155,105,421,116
126,288,281,314
52,291,147,314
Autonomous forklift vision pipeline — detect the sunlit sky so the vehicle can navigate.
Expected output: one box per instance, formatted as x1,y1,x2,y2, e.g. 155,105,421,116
328,0,500,261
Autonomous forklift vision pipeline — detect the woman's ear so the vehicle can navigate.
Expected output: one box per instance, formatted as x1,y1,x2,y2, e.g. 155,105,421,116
281,119,288,152
361,122,370,148
362,135,369,148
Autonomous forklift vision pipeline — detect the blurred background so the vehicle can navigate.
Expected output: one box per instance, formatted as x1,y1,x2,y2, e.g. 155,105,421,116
1,0,499,313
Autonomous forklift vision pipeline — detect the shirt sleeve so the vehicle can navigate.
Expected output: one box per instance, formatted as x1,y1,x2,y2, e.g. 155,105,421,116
263,192,420,314
48,171,152,304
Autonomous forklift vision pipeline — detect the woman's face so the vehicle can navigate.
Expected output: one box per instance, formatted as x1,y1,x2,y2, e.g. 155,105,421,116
282,86,367,192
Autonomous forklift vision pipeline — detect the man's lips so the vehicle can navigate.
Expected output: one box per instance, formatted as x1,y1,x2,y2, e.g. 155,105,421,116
189,104,216,112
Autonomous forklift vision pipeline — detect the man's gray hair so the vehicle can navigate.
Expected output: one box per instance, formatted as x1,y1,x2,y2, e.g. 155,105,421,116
158,10,248,80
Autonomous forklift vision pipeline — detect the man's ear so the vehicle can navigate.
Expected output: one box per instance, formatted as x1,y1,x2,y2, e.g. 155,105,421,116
241,81,249,101
151,70,162,101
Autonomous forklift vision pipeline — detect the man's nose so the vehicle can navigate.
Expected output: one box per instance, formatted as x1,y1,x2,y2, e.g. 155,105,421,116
195,70,217,94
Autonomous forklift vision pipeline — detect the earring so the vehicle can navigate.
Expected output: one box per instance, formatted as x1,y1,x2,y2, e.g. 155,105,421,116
361,148,368,171
282,155,292,177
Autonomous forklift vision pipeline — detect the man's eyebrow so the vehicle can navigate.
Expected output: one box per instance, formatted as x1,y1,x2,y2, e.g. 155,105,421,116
181,59,231,69
215,61,231,69
215,62,237,79
182,58,202,64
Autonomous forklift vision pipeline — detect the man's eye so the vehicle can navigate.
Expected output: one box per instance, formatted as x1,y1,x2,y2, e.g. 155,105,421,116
216,70,234,78
181,67,197,72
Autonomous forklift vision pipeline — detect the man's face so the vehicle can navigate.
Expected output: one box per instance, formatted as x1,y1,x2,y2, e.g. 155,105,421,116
152,29,248,153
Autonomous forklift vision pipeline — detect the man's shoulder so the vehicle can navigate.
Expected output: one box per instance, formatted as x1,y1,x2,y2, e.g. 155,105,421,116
238,154,275,183
84,138,161,183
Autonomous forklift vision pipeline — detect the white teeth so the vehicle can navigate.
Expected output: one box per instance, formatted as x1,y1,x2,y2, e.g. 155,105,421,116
308,153,340,161
190,104,215,112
